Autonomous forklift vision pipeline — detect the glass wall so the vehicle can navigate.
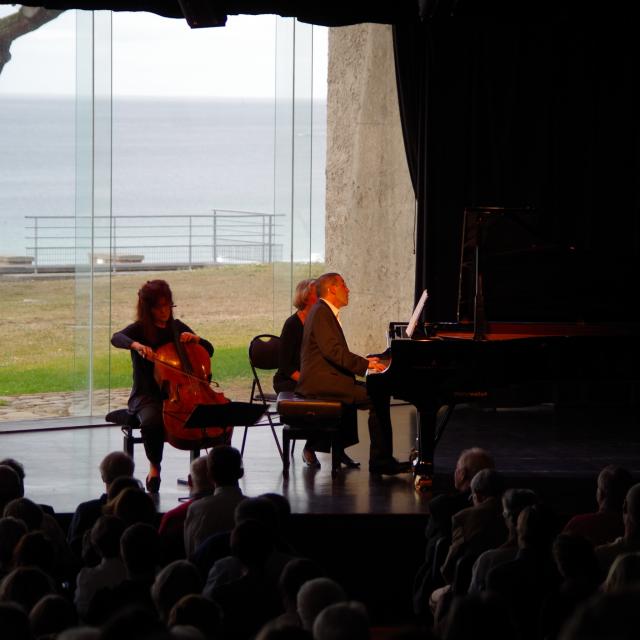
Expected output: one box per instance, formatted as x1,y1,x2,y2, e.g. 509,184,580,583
0,8,327,421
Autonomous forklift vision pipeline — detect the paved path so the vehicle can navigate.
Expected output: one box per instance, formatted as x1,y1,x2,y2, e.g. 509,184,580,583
0,381,251,422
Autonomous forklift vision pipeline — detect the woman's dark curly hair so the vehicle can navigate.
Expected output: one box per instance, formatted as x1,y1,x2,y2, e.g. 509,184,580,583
136,279,174,342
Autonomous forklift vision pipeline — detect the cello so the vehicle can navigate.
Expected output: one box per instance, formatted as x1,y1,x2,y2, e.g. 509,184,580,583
152,320,233,450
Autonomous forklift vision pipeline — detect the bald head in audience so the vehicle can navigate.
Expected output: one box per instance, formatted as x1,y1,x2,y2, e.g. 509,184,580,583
187,456,211,496
454,448,495,493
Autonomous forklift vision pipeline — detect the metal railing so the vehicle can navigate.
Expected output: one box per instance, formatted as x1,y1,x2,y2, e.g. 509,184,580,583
24,210,283,272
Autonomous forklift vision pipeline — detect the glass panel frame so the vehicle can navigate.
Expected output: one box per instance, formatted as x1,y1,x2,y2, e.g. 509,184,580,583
74,10,113,417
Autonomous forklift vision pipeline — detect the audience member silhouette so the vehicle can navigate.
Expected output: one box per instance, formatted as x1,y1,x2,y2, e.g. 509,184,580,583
602,551,640,593
170,624,207,639
3,495,44,529
563,465,633,546
193,493,287,579
184,446,246,558
206,519,281,640
74,515,127,621
0,458,56,517
486,503,561,640
595,482,640,574
104,475,145,505
539,533,602,640
413,448,495,616
167,593,223,640
99,604,169,640
111,486,158,528
13,530,55,575
57,626,101,640
439,592,518,640
0,465,22,515
559,589,640,640
151,560,202,624
255,621,312,640
0,517,27,580
312,601,370,640
469,488,538,593
3,496,74,582
29,593,78,639
272,557,325,627
430,468,507,622
203,496,295,594
0,565,56,613
260,492,297,554
67,451,134,557
0,601,31,640
86,522,159,624
296,577,347,632
440,468,507,585
159,456,213,562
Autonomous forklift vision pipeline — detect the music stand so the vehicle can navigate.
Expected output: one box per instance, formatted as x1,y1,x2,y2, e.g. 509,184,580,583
184,401,266,429
173,402,265,485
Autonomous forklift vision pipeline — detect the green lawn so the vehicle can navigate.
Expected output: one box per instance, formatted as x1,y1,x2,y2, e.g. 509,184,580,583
0,345,252,395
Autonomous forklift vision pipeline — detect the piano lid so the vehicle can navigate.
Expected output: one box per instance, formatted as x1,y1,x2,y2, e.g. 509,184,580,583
457,207,639,325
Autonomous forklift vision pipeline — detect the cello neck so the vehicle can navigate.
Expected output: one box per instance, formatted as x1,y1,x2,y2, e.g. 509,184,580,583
171,318,194,375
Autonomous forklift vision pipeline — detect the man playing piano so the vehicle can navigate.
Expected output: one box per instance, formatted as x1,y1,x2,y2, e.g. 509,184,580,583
296,272,411,475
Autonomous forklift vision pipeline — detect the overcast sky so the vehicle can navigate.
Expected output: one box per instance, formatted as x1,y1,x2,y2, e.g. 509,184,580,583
0,8,328,98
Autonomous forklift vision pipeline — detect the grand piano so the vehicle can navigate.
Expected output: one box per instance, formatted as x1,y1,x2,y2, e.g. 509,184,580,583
366,207,640,491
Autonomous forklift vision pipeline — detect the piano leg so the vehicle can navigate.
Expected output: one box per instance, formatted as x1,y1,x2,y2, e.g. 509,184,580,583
413,400,457,491
414,400,440,493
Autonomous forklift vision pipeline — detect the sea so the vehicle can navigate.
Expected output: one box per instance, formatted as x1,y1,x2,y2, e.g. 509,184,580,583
0,94,326,264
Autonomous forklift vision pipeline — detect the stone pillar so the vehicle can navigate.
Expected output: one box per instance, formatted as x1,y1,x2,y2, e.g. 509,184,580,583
325,24,415,355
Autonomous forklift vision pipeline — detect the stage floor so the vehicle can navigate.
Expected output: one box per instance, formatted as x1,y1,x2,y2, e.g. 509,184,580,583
1,403,638,517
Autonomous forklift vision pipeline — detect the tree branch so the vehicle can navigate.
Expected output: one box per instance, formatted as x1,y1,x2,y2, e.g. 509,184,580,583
0,6,64,74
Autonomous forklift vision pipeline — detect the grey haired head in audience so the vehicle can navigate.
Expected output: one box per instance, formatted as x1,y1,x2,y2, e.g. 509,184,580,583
296,577,347,630
470,468,504,500
313,601,370,640
57,627,101,640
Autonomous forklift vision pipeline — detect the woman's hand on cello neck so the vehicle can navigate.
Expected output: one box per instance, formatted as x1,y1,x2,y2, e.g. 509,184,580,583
179,332,200,344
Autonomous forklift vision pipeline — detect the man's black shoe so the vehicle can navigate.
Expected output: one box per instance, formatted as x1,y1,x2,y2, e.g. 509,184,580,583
339,453,361,468
368,458,412,475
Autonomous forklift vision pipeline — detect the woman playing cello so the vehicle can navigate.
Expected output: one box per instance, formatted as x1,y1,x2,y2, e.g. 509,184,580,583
111,279,214,493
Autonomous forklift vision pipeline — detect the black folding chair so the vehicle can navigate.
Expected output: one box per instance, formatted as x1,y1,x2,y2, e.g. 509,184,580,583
241,334,283,459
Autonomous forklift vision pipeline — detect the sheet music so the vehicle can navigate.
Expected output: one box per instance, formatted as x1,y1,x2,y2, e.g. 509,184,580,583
406,289,429,338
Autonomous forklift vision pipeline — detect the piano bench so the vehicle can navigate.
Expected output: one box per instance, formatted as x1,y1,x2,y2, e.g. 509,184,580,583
105,408,143,458
276,392,342,477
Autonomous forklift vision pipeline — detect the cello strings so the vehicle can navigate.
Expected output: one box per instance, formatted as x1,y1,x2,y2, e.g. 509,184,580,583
150,354,222,388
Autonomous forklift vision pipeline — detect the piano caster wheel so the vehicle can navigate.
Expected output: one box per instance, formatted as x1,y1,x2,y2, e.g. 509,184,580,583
415,474,433,493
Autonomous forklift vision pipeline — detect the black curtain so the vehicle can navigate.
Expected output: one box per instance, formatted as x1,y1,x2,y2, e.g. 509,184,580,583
394,15,640,322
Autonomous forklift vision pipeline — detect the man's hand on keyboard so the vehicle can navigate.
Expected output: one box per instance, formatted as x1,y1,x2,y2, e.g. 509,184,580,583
367,356,388,373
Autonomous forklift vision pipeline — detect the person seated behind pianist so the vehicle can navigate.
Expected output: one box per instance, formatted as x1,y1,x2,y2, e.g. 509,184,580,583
273,278,318,394
273,278,319,463
295,272,410,475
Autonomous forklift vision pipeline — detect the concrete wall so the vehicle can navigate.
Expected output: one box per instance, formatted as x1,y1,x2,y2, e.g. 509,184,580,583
325,24,415,355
